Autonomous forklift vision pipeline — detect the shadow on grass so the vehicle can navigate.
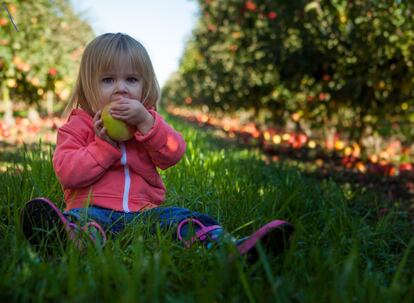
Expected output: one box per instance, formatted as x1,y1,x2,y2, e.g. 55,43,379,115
167,114,414,220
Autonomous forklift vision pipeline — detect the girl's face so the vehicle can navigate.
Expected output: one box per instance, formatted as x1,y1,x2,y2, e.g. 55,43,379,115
98,60,144,108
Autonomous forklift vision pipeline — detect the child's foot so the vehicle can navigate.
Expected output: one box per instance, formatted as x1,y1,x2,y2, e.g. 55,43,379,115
236,220,294,262
20,198,106,254
176,218,223,248
176,218,294,262
81,221,107,248
21,198,75,254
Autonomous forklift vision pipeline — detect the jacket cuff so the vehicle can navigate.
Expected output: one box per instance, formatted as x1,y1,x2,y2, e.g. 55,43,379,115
134,110,167,152
87,135,122,168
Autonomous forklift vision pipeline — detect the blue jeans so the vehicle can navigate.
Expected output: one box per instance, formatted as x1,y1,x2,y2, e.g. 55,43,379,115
63,206,221,239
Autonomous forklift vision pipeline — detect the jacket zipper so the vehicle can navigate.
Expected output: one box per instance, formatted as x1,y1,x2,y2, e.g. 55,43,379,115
120,142,131,212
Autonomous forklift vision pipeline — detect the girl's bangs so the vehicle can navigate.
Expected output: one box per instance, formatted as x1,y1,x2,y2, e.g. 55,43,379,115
98,38,145,76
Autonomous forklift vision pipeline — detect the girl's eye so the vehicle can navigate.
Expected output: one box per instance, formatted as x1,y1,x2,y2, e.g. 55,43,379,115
102,77,114,84
127,77,139,83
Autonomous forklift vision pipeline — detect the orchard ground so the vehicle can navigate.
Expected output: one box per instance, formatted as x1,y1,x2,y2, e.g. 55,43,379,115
0,110,413,302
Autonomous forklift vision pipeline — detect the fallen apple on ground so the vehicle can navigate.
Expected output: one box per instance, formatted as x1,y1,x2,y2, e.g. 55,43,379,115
101,102,136,141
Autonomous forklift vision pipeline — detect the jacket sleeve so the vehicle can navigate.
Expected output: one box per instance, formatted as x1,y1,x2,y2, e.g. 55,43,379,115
53,119,122,189
134,110,186,170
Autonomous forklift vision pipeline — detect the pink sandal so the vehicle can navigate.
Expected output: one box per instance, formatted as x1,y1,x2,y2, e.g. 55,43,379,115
82,221,107,247
21,197,106,253
177,218,294,261
177,218,223,248
236,220,294,262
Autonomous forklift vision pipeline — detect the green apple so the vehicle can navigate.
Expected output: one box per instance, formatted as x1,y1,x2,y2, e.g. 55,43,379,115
101,103,136,141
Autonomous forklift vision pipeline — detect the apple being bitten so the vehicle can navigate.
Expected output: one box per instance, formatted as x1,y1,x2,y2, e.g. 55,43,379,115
101,102,136,141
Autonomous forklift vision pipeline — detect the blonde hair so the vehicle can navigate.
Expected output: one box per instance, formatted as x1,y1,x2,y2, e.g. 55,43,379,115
62,33,160,119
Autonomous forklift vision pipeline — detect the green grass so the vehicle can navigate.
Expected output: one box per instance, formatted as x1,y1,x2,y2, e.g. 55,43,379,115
0,114,413,302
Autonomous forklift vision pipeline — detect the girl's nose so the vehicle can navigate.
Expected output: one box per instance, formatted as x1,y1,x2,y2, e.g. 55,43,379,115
114,80,128,93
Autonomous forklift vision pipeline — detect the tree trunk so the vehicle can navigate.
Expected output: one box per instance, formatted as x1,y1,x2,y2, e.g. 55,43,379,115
1,81,15,126
325,126,336,151
28,105,40,123
46,90,54,117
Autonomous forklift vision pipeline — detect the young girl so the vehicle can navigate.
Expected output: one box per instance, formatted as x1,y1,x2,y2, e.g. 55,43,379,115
21,33,294,260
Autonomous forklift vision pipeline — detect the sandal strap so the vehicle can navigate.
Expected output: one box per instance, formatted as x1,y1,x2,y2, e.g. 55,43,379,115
177,218,222,248
82,221,107,244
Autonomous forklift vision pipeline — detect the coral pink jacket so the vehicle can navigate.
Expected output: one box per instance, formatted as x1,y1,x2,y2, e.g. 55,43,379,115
52,108,186,212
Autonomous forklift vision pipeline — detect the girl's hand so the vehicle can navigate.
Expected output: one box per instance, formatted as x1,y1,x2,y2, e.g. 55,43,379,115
109,98,155,133
93,110,119,148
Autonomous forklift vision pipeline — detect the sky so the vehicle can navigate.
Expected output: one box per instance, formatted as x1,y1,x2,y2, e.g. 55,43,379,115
70,0,200,88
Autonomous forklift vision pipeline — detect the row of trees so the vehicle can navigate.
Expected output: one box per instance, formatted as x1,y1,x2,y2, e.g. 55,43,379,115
0,0,94,123
163,0,414,146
